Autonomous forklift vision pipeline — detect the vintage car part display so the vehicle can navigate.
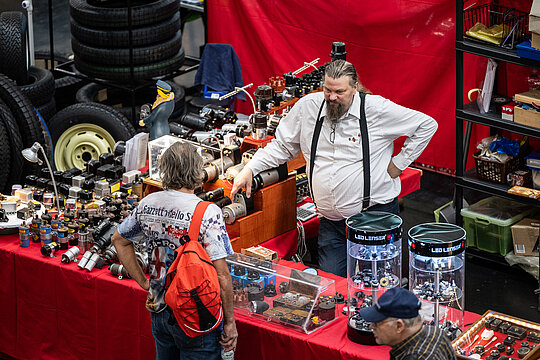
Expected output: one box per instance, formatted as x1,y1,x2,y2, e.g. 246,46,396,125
345,211,403,344
409,222,466,340
226,253,336,334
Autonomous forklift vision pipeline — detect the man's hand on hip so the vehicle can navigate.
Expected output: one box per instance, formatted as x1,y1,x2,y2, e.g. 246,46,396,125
230,166,253,198
387,159,402,179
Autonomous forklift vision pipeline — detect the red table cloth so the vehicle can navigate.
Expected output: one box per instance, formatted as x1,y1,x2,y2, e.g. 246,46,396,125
0,233,478,360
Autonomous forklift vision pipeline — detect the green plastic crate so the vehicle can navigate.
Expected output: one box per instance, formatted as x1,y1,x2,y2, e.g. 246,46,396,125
460,197,535,256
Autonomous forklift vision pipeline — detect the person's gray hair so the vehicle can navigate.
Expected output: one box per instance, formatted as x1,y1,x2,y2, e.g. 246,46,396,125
382,315,422,329
324,59,372,94
401,315,423,328
159,141,203,190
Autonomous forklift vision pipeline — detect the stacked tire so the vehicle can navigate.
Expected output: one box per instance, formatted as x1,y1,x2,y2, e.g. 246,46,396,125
0,11,55,192
70,0,185,81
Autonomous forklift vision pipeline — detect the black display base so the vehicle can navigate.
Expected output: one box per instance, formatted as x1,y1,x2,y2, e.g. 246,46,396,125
346,323,377,345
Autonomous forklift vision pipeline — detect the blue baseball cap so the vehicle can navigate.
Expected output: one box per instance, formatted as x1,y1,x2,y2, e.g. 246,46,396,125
156,80,171,92
359,288,421,323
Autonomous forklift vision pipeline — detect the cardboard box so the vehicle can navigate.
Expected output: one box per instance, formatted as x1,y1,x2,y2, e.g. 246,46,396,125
533,32,540,50
501,101,515,121
514,106,540,129
511,218,540,256
241,245,278,261
530,0,540,34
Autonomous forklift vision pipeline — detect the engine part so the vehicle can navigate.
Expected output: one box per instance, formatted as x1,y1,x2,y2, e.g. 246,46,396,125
179,113,211,131
241,148,257,165
57,225,68,250
103,244,118,263
203,156,235,183
249,300,269,314
206,188,224,201
200,104,237,127
267,114,282,136
39,223,52,246
330,41,347,61
221,123,248,137
225,163,244,182
67,222,79,246
110,263,130,279
19,222,30,247
83,252,102,271
214,196,232,208
250,113,268,140
41,242,59,257
61,246,80,264
222,192,254,224
78,229,90,255
254,84,273,112
252,164,289,193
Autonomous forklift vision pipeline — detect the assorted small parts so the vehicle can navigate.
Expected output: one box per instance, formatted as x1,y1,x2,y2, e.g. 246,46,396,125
411,280,461,303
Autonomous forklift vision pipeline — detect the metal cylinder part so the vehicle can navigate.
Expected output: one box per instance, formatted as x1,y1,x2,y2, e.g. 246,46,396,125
84,252,101,272
78,250,92,269
67,223,79,246
225,164,244,182
179,113,210,131
78,229,90,256
222,202,247,225
110,263,130,279
251,113,268,140
40,224,52,246
19,223,30,247
206,188,224,201
61,246,80,264
213,196,232,208
41,242,59,257
57,226,69,250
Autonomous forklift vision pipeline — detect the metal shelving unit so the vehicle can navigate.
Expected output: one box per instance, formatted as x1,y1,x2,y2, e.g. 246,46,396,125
456,0,540,310
456,0,540,227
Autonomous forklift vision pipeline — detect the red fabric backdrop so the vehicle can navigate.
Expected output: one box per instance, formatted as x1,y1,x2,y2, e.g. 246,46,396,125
207,0,536,174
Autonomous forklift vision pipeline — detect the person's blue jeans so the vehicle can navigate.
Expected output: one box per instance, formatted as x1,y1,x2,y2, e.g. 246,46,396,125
317,198,400,277
150,310,222,360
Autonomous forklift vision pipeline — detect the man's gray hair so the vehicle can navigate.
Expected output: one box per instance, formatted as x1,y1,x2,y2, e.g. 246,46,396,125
324,60,372,94
401,315,423,328
159,141,202,190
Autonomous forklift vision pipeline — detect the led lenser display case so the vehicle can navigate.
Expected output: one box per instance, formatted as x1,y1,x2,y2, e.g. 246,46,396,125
345,211,403,344
226,253,337,334
408,223,466,339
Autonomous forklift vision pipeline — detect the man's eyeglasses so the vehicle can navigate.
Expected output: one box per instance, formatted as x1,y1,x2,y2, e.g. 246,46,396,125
330,122,336,144
371,318,395,328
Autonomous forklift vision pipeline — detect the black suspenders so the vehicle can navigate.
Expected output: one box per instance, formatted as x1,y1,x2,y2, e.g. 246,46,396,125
308,93,370,211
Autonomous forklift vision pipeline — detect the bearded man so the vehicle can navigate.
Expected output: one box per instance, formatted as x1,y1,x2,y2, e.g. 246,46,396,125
231,60,437,277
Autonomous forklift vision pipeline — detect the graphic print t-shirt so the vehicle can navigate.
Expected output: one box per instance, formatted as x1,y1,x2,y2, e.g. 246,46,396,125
117,190,233,313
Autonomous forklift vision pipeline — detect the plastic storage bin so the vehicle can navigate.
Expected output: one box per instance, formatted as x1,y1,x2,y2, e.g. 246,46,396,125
460,197,535,255
526,151,540,190
148,135,184,180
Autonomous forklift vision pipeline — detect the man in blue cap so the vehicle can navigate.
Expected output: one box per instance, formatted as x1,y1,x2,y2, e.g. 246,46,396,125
139,80,174,141
359,288,456,360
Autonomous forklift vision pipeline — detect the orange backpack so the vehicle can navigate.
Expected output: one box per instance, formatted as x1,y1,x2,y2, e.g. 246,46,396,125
163,201,223,337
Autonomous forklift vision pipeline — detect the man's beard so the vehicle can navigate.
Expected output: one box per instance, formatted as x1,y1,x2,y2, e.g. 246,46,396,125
325,98,348,122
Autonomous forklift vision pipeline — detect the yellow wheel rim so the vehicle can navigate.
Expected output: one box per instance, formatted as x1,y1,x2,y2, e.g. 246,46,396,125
54,123,116,171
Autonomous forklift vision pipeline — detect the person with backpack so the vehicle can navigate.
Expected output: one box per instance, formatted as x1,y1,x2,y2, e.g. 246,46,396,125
112,141,237,359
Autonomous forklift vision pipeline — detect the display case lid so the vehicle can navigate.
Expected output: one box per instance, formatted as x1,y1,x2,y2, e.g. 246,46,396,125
408,223,466,257
346,211,402,245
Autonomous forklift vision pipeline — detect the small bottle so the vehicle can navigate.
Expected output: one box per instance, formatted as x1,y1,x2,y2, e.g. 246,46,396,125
528,69,540,91
221,348,234,360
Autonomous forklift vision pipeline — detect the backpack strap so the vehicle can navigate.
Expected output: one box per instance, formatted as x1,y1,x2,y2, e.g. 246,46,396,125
187,201,212,243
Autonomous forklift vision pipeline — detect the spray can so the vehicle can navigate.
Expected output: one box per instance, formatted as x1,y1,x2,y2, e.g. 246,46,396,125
19,222,30,247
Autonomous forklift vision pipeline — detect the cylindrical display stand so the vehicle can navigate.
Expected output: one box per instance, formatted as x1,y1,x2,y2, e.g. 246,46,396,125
345,211,403,344
408,222,466,339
